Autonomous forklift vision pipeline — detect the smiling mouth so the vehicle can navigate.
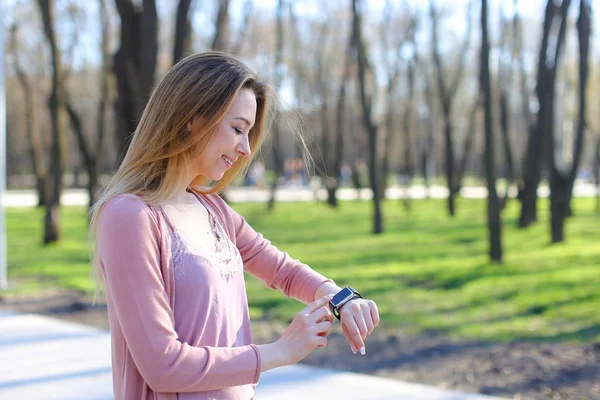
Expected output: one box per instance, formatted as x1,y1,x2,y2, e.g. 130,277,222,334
222,156,234,167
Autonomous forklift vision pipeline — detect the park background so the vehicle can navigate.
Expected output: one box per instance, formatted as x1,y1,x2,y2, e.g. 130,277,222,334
2,0,599,399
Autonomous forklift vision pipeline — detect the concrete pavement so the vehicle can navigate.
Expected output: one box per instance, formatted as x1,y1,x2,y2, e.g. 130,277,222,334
3,182,598,207
0,311,506,400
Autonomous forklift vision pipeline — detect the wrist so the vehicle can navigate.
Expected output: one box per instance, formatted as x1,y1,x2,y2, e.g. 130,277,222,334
257,341,288,372
313,281,342,301
329,287,363,320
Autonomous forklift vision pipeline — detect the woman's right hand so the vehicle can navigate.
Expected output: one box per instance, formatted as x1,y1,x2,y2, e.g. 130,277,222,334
277,294,334,365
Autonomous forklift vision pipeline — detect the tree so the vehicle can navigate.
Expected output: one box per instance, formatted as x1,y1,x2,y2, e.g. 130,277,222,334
173,0,193,65
497,4,517,207
314,22,332,198
352,0,383,234
595,135,600,213
429,0,474,217
9,23,47,207
548,0,590,243
379,1,415,209
329,47,352,207
308,13,351,208
518,0,570,227
267,0,285,211
480,0,503,262
36,0,67,244
230,0,253,55
64,0,112,210
399,52,415,212
212,0,230,51
513,0,536,184
420,60,438,199
113,0,158,160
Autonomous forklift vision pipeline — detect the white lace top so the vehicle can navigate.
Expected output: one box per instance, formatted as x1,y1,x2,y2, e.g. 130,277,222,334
159,201,253,400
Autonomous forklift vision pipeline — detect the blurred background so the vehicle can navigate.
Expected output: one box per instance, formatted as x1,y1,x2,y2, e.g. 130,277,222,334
1,0,599,399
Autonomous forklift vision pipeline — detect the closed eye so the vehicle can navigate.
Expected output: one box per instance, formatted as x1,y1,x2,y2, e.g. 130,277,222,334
234,128,244,135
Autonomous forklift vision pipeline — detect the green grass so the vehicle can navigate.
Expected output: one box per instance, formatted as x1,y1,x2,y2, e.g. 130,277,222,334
4,198,600,343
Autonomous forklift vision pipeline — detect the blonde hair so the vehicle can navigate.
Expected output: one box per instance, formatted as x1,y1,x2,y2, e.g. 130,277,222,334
89,52,274,295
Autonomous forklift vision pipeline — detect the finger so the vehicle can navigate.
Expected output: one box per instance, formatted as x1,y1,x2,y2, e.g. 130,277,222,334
354,313,369,341
370,302,380,327
314,320,333,336
317,312,334,324
312,307,333,323
303,294,334,314
365,316,375,336
315,336,328,348
342,324,357,353
343,318,365,352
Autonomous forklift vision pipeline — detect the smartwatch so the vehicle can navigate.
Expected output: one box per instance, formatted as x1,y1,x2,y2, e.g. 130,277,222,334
329,287,362,320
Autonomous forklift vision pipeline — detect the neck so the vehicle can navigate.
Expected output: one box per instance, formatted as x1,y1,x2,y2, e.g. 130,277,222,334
165,179,195,204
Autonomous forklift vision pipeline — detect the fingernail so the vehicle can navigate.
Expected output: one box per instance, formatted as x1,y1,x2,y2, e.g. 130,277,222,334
351,347,356,354
359,347,366,355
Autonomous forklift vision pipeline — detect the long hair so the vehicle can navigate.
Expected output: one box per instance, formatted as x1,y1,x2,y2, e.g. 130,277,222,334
89,52,274,293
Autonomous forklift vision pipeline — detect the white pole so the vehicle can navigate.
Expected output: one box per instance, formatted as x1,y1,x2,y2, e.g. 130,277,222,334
0,4,7,290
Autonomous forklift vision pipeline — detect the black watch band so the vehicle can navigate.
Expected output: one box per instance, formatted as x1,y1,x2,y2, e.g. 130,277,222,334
329,287,362,320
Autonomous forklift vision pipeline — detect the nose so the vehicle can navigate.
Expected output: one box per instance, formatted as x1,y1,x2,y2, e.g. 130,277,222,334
236,134,251,157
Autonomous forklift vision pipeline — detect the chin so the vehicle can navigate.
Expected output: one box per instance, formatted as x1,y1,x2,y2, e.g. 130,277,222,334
211,172,226,181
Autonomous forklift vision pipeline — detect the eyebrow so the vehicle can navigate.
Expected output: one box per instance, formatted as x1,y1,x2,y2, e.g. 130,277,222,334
234,117,253,126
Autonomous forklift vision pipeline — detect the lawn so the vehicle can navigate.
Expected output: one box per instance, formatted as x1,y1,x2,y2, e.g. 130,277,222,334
4,197,600,343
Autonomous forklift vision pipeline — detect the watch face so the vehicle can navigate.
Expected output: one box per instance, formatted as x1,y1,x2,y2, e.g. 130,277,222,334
332,287,353,306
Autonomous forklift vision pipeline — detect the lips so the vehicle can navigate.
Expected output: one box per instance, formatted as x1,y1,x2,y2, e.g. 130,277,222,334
222,155,234,167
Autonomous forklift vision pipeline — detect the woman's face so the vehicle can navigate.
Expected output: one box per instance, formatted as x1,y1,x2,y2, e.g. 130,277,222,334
191,88,257,181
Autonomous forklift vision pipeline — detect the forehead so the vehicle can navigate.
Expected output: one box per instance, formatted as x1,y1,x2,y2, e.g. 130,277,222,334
227,88,257,124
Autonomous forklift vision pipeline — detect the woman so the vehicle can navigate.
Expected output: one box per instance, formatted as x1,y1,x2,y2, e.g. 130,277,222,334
90,52,379,400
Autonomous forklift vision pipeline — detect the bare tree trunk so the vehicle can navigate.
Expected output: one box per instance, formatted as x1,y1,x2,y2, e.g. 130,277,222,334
9,24,47,207
329,52,351,208
430,0,473,217
95,0,111,194
379,0,404,204
498,11,516,209
401,61,415,212
381,72,397,203
314,24,332,204
513,0,535,195
323,33,353,208
230,0,253,55
518,0,569,228
37,0,66,244
113,0,158,161
549,0,587,243
212,0,230,51
456,99,479,193
173,0,193,64
61,0,111,211
65,102,100,210
422,72,437,199
352,0,383,234
481,0,503,262
595,136,600,213
267,0,284,212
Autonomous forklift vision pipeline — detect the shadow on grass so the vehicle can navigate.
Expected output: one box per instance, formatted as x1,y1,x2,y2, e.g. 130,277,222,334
304,331,493,374
533,324,600,342
479,361,600,397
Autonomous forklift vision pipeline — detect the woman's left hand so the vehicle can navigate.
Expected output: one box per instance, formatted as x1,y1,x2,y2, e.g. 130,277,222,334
338,298,380,355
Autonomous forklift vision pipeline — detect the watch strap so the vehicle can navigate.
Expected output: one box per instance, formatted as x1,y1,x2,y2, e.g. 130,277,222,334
329,287,362,320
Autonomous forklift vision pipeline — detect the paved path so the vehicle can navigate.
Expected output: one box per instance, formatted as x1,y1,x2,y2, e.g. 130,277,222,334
0,311,506,400
3,183,598,207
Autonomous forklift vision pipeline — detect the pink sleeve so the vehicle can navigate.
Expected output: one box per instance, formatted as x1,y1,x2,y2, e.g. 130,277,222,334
97,196,261,393
210,196,332,304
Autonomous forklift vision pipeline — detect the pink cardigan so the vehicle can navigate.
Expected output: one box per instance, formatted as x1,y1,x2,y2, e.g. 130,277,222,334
97,193,331,399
